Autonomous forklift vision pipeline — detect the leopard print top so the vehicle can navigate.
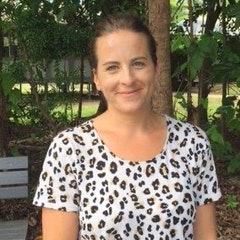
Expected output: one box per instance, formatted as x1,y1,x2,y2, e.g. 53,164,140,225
33,115,221,239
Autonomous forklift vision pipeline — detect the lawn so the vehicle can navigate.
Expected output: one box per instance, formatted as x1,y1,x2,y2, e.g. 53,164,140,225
173,93,223,120
53,92,223,120
14,82,239,121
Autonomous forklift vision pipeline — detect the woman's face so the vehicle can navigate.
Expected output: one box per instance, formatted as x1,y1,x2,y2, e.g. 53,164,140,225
93,30,158,114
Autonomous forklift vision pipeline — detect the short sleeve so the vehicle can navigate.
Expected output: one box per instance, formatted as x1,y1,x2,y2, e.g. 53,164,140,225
33,131,80,212
193,130,222,206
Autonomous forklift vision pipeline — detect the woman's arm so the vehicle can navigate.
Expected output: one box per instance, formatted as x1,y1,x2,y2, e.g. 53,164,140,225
193,202,218,240
42,207,79,240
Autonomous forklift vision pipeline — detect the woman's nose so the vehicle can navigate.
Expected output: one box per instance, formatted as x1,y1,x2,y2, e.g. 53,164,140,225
119,67,134,85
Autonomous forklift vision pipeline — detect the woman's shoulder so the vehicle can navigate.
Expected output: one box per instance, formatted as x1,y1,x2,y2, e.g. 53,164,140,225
164,115,208,141
52,119,94,142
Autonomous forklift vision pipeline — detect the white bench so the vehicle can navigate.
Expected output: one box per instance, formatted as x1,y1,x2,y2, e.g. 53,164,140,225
0,156,29,240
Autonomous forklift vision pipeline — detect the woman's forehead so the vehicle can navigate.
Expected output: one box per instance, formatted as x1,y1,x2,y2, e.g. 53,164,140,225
95,31,149,61
96,30,148,49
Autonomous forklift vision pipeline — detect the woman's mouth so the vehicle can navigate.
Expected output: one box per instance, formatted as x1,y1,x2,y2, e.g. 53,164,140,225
118,89,140,98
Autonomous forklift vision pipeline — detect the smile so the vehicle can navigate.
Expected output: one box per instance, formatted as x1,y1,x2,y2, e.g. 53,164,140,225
118,89,141,95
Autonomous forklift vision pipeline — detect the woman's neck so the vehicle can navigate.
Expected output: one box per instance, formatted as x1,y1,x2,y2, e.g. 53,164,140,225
94,109,163,136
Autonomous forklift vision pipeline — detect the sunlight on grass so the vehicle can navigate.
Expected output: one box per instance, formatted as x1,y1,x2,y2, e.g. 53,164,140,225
14,83,91,95
173,93,222,120
82,105,98,117
55,94,222,121
52,101,99,120
14,83,239,124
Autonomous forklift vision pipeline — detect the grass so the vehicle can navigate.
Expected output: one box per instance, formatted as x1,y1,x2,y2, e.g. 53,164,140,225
14,83,99,120
173,93,223,120
61,93,223,121
13,83,239,123
173,83,239,120
52,101,99,120
54,92,224,120
82,105,98,117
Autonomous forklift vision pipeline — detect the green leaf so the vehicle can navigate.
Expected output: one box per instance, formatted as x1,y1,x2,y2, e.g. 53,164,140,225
206,125,224,144
8,89,22,106
237,77,240,88
1,72,15,96
171,35,190,52
199,98,208,109
227,153,240,175
226,195,239,209
188,48,204,79
172,62,188,78
199,35,218,61
228,118,240,132
235,15,240,28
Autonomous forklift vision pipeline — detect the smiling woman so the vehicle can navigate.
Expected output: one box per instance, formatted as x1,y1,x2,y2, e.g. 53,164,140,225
93,29,157,115
33,12,221,240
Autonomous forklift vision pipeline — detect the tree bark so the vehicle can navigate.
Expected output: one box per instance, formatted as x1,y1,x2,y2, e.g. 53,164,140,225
186,0,198,125
0,10,8,157
148,0,173,116
198,0,222,127
78,56,84,119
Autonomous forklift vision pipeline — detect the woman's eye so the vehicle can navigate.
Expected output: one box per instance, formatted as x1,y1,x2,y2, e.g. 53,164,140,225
106,65,118,72
133,61,145,68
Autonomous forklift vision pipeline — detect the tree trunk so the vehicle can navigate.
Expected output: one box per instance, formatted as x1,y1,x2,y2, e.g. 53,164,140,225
0,10,8,156
220,0,227,138
198,58,211,127
78,56,84,119
186,0,199,125
148,0,173,116
197,0,222,127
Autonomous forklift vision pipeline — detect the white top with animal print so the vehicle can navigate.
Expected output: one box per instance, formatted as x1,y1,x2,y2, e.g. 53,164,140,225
33,115,221,240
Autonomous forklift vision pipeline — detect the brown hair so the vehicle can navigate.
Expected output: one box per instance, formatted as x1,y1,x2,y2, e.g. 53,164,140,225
89,12,157,69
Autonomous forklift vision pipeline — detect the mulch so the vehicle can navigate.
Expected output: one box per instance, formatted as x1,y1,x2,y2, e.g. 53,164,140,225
216,161,240,239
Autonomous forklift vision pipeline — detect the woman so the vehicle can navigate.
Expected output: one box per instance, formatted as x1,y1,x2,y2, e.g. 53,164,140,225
33,12,221,240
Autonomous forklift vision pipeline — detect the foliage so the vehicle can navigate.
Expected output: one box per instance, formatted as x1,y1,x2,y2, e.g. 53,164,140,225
1,0,240,173
172,33,220,80
0,0,147,131
170,0,240,174
209,95,240,174
211,43,240,86
1,60,25,122
226,194,239,210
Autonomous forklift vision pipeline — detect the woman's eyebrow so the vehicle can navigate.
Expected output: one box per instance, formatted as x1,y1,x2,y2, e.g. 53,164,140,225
102,57,147,66
102,61,119,66
131,56,147,61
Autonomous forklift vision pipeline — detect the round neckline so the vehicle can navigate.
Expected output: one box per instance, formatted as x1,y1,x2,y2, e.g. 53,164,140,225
89,115,170,165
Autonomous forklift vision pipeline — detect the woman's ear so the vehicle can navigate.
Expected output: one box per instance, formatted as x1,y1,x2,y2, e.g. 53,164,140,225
93,69,101,91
